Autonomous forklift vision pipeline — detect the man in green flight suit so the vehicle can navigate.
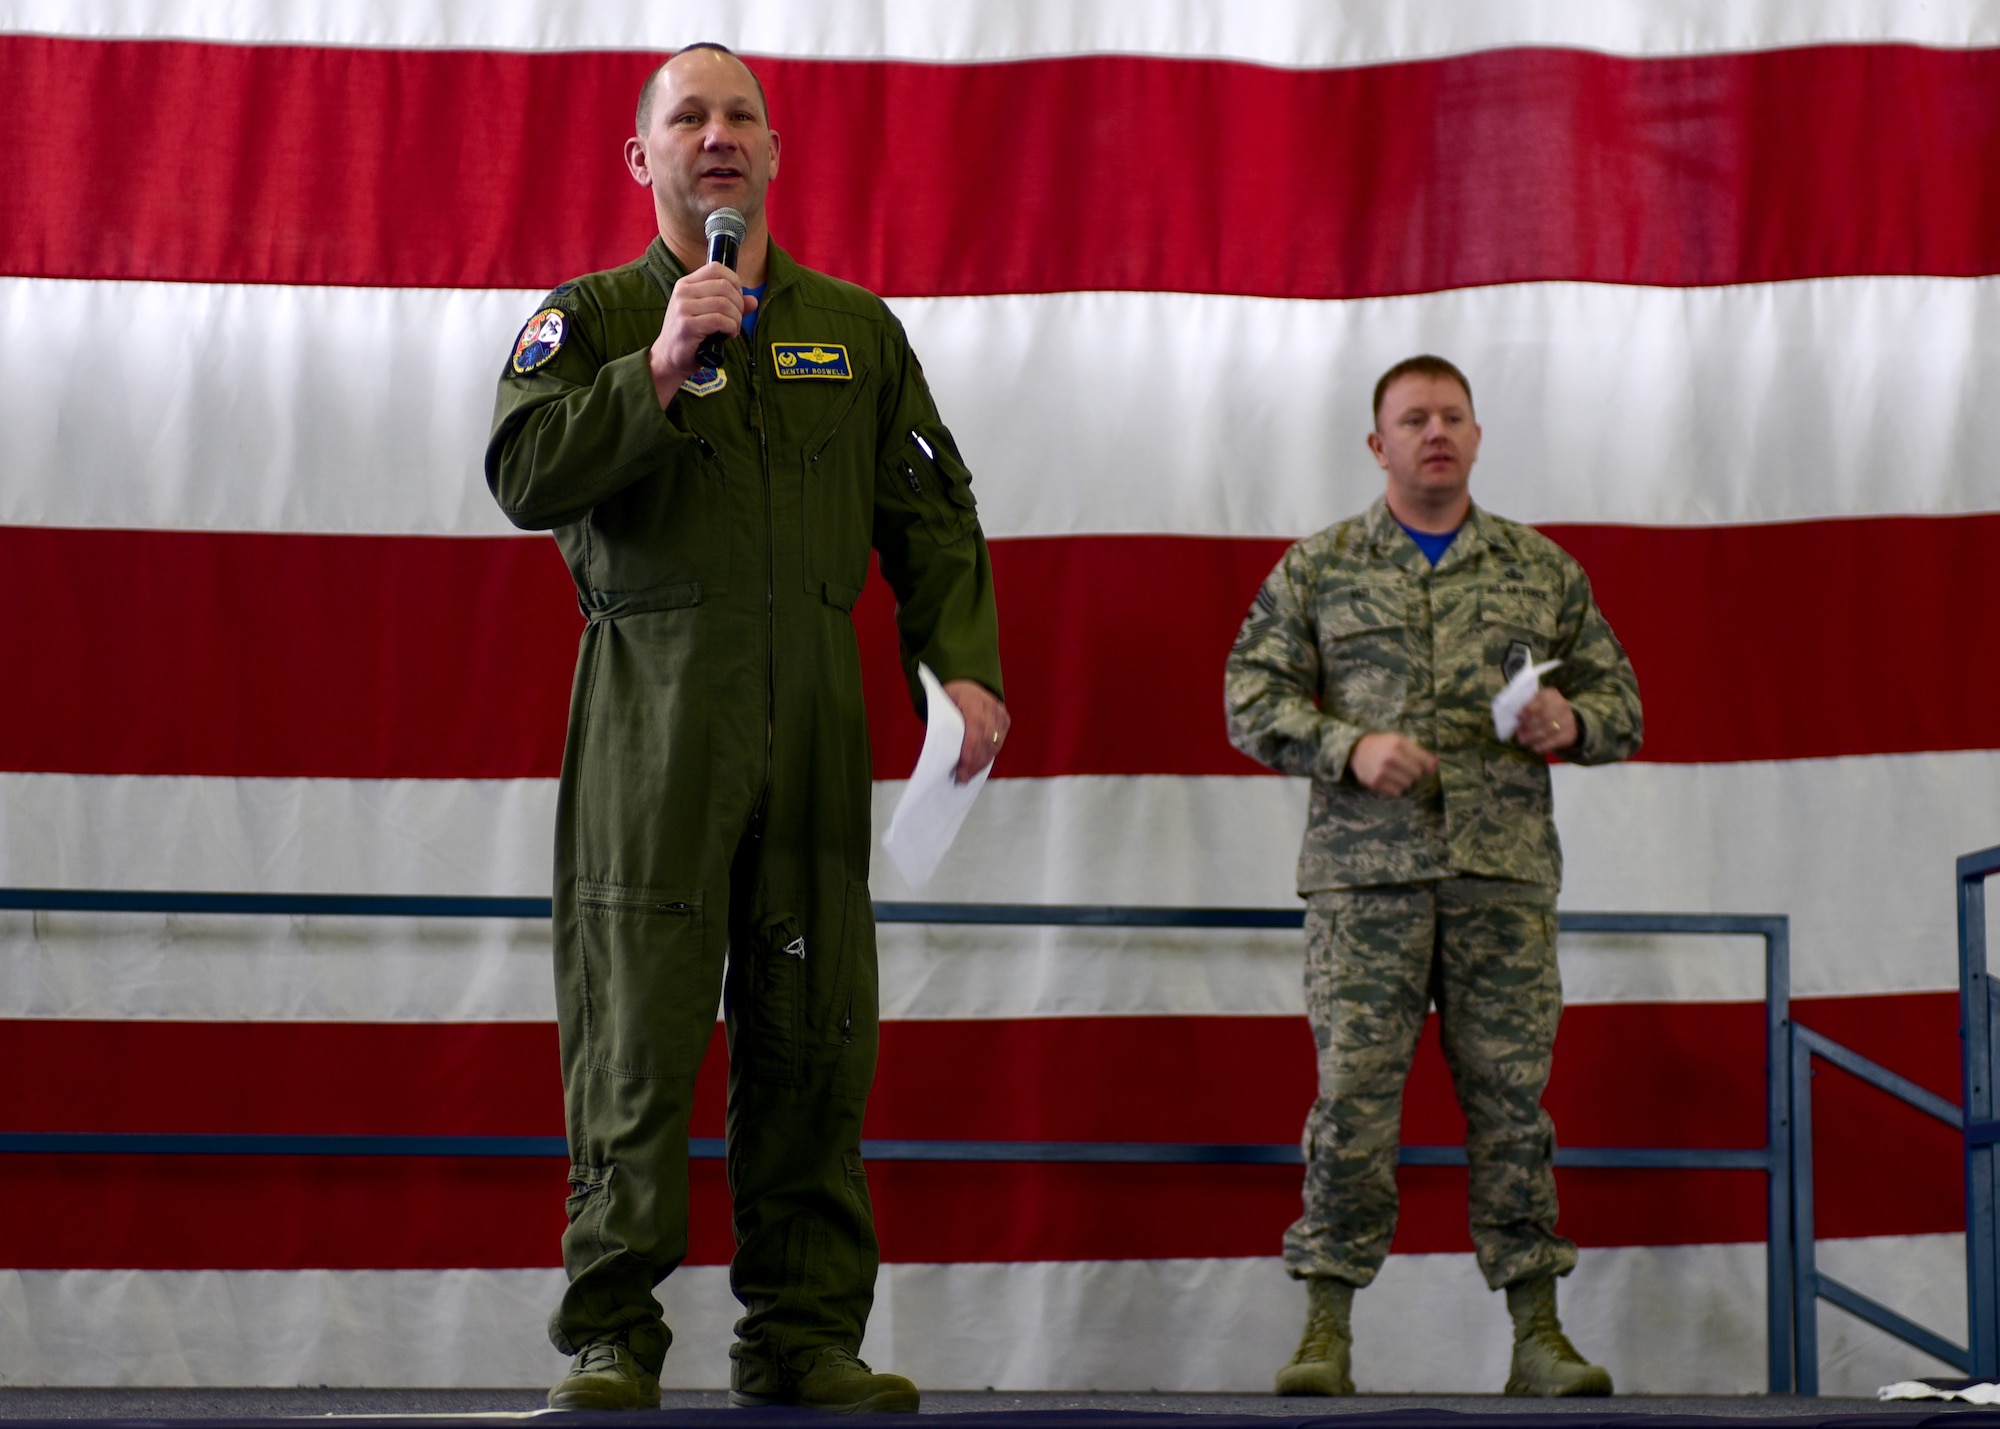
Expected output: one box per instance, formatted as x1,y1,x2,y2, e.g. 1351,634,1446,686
486,43,1007,1414
1225,356,1641,1398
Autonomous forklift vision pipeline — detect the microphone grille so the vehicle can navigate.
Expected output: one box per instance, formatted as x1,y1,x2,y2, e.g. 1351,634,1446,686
704,207,748,244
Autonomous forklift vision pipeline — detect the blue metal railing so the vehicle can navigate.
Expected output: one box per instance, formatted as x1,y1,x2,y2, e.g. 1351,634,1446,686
1783,842,2000,1392
0,889,1794,1391
1962,844,2000,1380
1786,1025,1968,1389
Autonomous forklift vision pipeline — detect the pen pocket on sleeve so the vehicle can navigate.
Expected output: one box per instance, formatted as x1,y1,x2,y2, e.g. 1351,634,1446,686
902,426,978,541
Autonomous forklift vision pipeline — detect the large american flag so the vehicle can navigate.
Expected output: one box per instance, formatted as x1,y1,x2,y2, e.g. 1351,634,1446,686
2,0,1995,1396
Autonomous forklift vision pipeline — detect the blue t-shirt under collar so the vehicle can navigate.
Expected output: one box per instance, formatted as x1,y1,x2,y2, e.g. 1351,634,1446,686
1397,518,1462,567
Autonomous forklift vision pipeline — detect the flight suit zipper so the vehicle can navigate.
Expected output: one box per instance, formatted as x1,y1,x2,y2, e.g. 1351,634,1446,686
748,334,776,788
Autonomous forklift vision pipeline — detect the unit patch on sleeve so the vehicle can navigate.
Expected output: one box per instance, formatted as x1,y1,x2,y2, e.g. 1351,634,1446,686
771,343,852,379
509,308,568,375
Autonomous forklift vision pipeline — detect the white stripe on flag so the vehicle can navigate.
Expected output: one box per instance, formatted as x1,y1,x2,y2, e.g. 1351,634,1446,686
4,755,1995,1012
7,276,1999,538
1,0,1993,64
0,1236,1963,1395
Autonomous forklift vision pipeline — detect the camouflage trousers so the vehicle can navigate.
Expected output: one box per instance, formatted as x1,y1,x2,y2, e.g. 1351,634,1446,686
1284,877,1577,1290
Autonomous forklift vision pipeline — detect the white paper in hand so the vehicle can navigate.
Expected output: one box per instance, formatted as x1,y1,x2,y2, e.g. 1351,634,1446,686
882,663,993,891
1491,658,1562,741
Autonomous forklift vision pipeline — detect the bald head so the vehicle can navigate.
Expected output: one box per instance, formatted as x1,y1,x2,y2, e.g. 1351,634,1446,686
637,43,769,136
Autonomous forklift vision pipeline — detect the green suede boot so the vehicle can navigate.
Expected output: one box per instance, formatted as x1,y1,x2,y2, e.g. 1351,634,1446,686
1274,1277,1355,1396
546,1337,662,1411
730,1345,919,1413
1503,1274,1612,1396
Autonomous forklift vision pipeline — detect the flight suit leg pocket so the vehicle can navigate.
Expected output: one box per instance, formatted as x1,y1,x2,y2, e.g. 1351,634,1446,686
828,882,879,1101
745,912,807,1087
576,882,703,1079
561,1162,615,1268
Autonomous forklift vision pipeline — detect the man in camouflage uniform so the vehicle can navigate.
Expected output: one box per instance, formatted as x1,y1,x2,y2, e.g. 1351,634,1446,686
1224,356,1641,1397
486,45,1006,1413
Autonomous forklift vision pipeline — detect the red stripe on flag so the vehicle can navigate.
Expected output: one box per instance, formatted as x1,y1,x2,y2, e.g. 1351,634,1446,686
0,1123,1951,1271
3,519,1998,778
5,37,1999,294
2,1000,1951,1149
0,997,1961,1267
0,1153,1782,1269
0,528,581,780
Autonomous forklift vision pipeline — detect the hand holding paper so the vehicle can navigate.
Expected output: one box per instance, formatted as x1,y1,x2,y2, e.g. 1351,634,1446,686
1491,658,1562,741
883,664,995,891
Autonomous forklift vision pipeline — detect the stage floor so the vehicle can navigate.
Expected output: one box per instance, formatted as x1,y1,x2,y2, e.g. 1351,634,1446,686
0,1389,1987,1423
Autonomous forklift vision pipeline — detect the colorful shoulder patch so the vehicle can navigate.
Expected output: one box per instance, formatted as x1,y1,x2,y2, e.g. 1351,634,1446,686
681,366,728,397
509,307,568,375
771,342,852,380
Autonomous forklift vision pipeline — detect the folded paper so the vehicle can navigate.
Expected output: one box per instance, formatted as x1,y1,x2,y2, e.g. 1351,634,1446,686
883,663,993,891
1492,658,1563,741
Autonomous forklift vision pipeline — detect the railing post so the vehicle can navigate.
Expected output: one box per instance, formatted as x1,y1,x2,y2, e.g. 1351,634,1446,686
1790,1022,1820,1396
1765,919,1795,1394
1961,856,2000,1380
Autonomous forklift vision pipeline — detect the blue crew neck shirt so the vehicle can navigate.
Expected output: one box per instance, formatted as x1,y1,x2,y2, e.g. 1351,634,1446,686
1398,519,1462,567
741,283,767,341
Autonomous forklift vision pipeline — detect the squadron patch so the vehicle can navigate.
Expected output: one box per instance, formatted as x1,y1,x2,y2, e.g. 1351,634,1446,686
681,366,728,397
1503,641,1535,683
771,342,851,379
509,308,568,374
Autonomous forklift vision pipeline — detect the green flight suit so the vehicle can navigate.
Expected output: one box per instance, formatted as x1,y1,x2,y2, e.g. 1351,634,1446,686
485,237,1003,1386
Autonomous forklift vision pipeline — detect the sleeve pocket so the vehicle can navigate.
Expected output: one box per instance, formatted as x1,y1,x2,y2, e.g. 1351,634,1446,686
903,425,978,540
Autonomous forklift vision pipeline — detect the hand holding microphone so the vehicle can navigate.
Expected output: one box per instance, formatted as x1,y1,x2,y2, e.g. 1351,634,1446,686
692,207,747,371
649,206,754,405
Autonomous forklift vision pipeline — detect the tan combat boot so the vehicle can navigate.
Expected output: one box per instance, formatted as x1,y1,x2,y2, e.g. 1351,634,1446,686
1503,1274,1612,1396
1275,1277,1355,1395
731,1345,919,1413
546,1337,662,1411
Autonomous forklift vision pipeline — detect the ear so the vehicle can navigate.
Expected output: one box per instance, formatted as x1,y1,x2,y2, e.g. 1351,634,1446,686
767,128,781,183
623,135,652,188
1365,429,1389,471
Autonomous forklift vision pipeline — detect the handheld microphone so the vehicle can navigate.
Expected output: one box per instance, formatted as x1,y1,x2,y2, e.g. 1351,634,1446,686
694,207,748,371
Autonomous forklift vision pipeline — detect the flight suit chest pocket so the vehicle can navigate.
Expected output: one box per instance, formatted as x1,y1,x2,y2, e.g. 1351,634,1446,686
587,434,729,600
575,882,703,1080
1319,582,1411,717
799,370,874,603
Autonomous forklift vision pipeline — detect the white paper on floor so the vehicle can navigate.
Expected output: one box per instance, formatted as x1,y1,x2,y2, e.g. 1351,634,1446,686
1879,1381,2000,1403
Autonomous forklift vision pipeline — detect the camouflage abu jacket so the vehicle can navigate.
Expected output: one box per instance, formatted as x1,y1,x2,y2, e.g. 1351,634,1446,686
1224,499,1642,892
